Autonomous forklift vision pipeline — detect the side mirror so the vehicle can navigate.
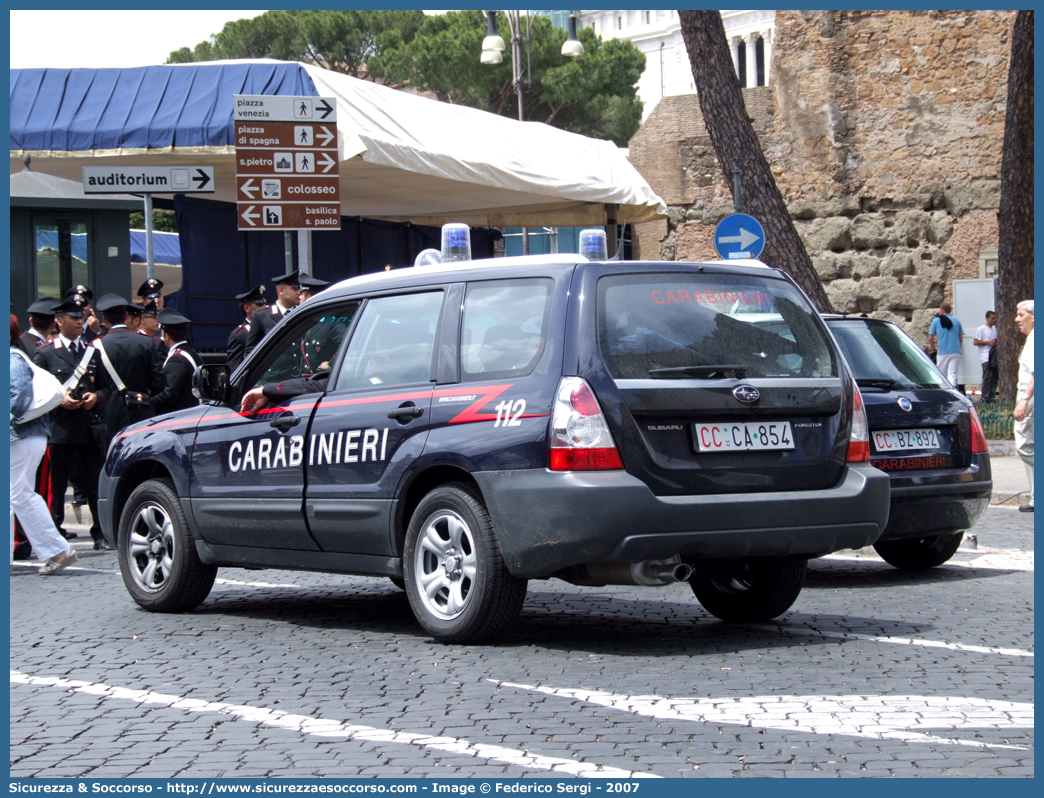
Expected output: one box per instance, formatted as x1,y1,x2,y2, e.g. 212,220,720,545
192,364,231,404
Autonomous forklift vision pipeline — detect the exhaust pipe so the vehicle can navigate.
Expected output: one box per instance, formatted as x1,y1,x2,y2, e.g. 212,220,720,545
555,557,693,587
644,561,693,585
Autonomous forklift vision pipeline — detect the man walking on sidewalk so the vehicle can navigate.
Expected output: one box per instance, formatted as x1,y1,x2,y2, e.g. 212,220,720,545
1014,300,1034,513
973,310,999,402
928,302,964,388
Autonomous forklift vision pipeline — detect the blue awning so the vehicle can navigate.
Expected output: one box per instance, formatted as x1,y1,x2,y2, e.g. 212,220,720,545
130,229,182,265
10,62,316,154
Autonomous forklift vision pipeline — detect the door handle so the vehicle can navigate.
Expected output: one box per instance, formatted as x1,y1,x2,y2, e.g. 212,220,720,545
388,402,424,422
270,411,300,432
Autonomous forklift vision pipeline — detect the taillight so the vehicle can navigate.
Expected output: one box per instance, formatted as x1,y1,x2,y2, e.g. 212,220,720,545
549,377,623,471
846,383,870,463
969,406,989,454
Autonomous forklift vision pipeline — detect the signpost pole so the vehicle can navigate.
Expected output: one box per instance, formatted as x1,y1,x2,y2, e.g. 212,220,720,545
298,229,312,276
284,232,294,272
144,193,155,281
733,166,742,213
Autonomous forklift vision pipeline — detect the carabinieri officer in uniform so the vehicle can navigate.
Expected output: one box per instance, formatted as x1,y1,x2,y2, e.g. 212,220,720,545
152,308,201,414
244,270,302,359
18,297,58,354
227,284,267,372
137,277,165,311
32,293,109,549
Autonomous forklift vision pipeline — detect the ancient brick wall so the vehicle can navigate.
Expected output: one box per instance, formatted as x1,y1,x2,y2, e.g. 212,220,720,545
628,9,1014,345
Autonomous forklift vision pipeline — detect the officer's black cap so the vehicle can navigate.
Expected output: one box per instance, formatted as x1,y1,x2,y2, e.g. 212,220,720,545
64,285,94,302
126,303,145,317
137,277,164,299
236,284,267,304
300,274,330,289
142,300,159,317
52,294,89,318
95,293,131,313
271,269,302,288
158,308,191,325
27,297,59,317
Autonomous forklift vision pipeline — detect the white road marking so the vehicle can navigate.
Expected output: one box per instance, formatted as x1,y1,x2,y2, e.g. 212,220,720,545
10,564,116,575
749,624,1034,659
956,551,1034,571
214,578,303,589
821,548,1034,572
494,681,1032,751
10,671,655,778
11,566,302,588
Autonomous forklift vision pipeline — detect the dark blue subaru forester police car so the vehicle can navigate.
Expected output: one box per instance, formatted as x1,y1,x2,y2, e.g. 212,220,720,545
99,253,890,643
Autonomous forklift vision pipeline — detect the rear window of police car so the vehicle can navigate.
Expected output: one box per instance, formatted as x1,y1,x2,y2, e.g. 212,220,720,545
597,273,837,380
828,319,949,390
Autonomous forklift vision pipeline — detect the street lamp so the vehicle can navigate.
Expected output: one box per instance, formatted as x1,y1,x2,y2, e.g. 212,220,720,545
562,14,584,58
481,11,584,253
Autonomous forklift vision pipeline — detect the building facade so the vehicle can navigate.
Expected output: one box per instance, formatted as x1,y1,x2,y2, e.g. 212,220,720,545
580,10,776,120
10,166,138,324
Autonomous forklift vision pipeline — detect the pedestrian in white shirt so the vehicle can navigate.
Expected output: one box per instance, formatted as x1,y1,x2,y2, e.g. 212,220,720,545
973,310,999,402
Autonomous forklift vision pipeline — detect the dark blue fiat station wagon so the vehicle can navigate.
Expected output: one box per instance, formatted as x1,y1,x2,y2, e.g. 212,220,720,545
99,249,889,642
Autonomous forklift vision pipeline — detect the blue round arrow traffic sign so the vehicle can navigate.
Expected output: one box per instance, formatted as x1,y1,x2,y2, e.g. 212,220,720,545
713,213,765,260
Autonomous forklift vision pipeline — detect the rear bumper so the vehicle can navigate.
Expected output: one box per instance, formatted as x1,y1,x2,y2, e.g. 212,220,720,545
474,464,890,578
876,454,991,541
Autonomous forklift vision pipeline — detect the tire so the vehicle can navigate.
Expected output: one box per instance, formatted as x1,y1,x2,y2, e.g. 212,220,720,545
690,556,807,622
403,482,527,643
117,478,217,612
874,531,964,570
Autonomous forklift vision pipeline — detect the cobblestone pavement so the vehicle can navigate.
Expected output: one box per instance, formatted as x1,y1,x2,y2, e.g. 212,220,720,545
10,506,1033,778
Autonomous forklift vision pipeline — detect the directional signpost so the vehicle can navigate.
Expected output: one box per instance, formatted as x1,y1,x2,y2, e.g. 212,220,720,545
713,213,766,260
233,95,340,231
83,165,216,280
82,165,215,194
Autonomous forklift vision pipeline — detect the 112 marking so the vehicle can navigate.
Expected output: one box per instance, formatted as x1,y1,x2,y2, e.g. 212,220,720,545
493,399,526,427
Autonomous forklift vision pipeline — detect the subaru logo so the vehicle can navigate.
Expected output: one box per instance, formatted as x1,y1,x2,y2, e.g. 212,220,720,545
733,385,760,403
898,397,913,412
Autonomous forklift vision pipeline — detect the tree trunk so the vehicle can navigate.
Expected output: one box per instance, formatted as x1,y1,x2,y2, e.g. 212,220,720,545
996,10,1034,403
678,10,832,312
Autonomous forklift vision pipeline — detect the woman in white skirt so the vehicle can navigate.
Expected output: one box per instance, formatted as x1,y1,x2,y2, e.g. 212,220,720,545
10,314,77,575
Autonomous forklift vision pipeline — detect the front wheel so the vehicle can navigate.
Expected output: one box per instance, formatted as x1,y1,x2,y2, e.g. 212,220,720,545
403,483,527,643
874,532,964,570
118,478,217,612
690,556,807,622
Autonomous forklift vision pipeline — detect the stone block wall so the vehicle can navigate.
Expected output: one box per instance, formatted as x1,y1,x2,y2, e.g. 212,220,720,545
628,9,1014,346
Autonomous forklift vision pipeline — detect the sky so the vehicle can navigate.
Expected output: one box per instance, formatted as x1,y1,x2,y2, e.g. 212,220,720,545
9,10,269,69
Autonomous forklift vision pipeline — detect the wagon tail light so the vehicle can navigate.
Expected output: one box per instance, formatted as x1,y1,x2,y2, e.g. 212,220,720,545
968,405,989,454
846,383,870,463
549,377,623,471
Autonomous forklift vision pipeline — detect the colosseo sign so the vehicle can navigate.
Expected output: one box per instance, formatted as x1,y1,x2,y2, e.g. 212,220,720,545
233,95,341,230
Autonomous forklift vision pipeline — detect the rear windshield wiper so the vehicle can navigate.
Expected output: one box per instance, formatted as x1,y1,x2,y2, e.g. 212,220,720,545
856,378,897,390
648,364,748,379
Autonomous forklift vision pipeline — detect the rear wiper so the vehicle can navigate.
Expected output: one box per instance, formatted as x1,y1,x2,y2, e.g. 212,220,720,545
648,364,748,379
856,378,897,390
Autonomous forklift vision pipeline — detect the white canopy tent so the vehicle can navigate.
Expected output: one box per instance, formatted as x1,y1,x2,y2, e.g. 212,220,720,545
11,60,666,228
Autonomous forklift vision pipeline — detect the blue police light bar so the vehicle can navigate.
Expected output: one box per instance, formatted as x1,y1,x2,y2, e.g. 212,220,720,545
579,228,608,260
441,223,472,263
